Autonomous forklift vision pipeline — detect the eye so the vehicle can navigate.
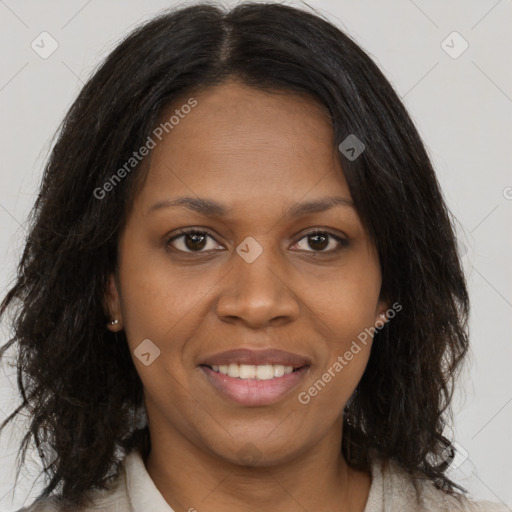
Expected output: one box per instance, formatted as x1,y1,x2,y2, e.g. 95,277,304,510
165,229,222,253
292,229,350,253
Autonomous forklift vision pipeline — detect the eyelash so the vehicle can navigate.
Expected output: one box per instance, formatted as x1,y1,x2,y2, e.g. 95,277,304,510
164,228,350,255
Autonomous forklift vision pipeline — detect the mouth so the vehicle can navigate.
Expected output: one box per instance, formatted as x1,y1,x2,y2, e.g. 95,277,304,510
198,348,311,406
199,364,310,406
201,363,306,379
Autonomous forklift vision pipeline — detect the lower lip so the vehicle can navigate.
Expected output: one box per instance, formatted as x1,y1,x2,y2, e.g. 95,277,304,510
200,365,310,406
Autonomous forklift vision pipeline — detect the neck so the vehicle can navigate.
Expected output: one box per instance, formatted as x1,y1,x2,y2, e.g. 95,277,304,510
144,420,371,512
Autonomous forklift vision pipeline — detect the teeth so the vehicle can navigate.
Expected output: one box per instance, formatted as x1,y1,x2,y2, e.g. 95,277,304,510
256,365,274,380
239,364,256,379
210,363,296,379
273,365,285,377
228,363,239,378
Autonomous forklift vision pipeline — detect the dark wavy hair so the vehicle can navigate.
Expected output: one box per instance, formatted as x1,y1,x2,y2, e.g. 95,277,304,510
0,1,471,509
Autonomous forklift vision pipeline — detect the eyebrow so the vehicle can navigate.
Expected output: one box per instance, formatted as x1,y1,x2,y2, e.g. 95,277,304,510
147,195,355,217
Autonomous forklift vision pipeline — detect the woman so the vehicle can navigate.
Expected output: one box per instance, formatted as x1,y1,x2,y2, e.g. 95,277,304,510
0,2,508,511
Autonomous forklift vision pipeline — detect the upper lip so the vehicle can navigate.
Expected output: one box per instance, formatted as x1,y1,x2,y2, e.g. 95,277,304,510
200,348,311,368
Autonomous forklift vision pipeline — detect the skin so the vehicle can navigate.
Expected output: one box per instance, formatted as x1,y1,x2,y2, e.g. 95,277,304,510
105,79,389,512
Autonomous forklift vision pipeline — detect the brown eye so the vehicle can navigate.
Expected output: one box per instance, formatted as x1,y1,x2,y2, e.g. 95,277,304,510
294,230,349,253
183,232,207,251
166,230,220,253
306,233,329,251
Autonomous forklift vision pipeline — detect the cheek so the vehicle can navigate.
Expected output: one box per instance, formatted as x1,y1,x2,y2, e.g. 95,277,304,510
326,299,377,359
117,241,217,348
326,314,376,391
296,346,371,432
305,254,380,392
311,265,381,345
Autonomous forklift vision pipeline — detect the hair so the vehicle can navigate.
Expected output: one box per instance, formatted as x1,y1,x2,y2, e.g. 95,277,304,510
0,1,471,510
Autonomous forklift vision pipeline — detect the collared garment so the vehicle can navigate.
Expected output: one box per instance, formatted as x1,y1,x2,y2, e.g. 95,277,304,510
16,448,511,512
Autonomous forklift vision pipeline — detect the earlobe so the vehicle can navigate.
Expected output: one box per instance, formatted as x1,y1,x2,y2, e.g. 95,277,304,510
103,273,123,331
107,318,122,331
375,311,388,328
374,299,390,328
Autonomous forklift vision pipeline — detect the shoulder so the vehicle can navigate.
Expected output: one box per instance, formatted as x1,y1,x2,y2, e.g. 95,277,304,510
414,476,511,512
366,454,511,512
13,464,129,512
14,496,58,512
14,490,128,512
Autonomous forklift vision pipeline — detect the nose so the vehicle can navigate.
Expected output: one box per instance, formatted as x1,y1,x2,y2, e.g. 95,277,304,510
215,242,300,329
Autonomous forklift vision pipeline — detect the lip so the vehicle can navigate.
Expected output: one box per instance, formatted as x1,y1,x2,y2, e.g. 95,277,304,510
200,348,312,367
200,365,310,406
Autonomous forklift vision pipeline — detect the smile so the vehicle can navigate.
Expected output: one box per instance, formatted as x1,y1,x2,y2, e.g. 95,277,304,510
199,364,310,406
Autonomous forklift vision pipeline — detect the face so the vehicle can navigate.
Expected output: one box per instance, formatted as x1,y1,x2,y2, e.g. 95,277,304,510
105,79,388,467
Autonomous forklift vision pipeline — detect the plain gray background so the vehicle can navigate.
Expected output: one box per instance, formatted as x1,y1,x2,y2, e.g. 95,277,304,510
0,0,511,510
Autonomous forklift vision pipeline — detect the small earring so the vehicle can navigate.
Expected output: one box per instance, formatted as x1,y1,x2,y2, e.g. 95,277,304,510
107,319,120,329
375,313,387,327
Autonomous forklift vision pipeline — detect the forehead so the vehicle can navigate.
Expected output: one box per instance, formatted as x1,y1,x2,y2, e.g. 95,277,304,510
135,80,352,215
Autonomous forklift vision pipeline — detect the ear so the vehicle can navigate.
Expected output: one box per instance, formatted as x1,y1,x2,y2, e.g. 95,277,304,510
103,273,123,332
374,297,390,328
